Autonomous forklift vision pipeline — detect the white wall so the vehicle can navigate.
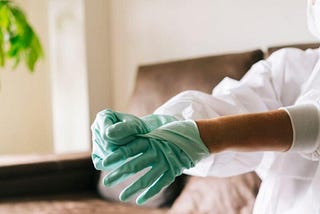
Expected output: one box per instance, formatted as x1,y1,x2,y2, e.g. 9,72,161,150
84,0,113,123
48,0,112,153
0,0,53,154
0,0,112,155
110,0,318,111
49,0,90,153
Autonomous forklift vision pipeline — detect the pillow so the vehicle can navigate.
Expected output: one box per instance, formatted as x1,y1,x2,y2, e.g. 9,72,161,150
168,172,261,214
128,50,264,117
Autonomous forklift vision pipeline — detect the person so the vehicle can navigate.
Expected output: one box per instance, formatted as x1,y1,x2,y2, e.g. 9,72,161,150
91,0,320,213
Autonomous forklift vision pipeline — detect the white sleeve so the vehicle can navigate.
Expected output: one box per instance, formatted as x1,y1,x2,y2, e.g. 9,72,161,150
281,90,320,161
154,47,320,177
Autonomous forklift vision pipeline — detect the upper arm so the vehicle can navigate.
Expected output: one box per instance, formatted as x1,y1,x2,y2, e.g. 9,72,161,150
212,47,320,111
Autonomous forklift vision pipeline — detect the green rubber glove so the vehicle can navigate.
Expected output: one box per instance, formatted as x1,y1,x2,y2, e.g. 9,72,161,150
103,120,210,205
91,109,177,170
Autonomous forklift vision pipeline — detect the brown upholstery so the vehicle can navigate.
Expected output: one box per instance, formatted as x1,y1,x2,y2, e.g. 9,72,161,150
128,49,264,116
0,193,165,214
0,153,97,199
169,172,261,214
0,153,95,213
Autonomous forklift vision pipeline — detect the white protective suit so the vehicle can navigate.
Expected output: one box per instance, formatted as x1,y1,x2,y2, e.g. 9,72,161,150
154,1,320,213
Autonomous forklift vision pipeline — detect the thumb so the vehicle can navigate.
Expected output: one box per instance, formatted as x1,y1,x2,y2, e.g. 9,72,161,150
106,121,144,145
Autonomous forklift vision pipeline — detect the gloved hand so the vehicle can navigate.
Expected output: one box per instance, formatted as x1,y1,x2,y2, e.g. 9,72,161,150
103,120,210,205
91,109,177,170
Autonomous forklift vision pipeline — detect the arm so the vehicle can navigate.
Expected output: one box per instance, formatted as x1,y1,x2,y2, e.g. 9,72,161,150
196,109,293,153
154,48,320,176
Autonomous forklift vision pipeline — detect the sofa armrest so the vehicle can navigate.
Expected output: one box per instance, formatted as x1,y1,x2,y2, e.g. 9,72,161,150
0,152,98,199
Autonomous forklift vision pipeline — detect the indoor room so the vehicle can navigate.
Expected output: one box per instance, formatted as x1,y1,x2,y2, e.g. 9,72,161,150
0,0,319,213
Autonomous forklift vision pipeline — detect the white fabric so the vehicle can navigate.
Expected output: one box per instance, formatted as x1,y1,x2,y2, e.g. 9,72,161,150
281,103,320,153
308,0,320,40
154,47,320,214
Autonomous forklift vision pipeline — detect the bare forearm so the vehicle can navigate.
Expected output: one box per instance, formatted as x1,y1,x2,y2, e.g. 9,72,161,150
196,109,293,153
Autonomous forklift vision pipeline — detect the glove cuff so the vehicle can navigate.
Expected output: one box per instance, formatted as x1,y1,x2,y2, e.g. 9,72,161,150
143,120,210,165
141,114,178,131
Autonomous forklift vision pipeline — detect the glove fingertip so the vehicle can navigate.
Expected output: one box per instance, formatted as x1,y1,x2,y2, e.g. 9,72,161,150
119,192,129,202
105,125,121,140
136,197,147,206
92,156,103,170
103,177,113,187
106,123,136,145
120,186,139,202
102,154,123,170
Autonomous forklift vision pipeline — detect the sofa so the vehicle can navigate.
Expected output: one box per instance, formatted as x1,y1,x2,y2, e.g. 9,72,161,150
0,43,318,213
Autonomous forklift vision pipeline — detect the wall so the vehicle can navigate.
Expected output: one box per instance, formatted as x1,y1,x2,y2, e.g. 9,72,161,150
110,0,318,111
0,0,53,154
84,0,112,123
0,0,112,155
49,0,90,153
48,0,112,153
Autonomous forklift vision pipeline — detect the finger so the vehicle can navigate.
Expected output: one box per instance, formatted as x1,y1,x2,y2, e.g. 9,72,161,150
91,109,119,147
92,137,108,156
103,150,155,187
103,109,120,123
136,171,175,205
106,121,140,145
91,137,111,170
92,109,117,131
119,165,165,201
91,125,108,148
92,131,119,154
102,138,149,170
91,154,103,170
105,142,119,152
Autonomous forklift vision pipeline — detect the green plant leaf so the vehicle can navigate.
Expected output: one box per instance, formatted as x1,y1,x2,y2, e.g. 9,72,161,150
0,0,44,72
0,29,4,67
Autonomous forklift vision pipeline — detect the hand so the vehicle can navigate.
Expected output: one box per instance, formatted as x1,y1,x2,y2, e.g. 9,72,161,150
91,109,177,170
103,120,210,205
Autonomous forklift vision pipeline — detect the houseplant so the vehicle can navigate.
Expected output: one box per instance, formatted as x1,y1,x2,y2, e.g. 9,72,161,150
0,0,43,72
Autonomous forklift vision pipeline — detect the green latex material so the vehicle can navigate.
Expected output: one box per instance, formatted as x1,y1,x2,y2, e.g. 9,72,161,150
91,109,177,171
103,120,210,205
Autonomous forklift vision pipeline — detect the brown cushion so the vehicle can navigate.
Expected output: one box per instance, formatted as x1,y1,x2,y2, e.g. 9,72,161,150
169,172,261,214
0,153,97,199
0,193,167,214
128,49,264,116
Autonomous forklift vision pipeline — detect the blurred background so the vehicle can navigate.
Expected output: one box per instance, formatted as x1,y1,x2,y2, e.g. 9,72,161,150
0,0,317,155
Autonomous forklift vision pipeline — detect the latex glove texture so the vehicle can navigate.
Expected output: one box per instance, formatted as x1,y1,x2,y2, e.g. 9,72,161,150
91,109,177,171
103,120,210,205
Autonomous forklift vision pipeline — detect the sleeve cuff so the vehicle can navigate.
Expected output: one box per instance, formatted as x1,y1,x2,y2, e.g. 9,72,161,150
280,103,320,153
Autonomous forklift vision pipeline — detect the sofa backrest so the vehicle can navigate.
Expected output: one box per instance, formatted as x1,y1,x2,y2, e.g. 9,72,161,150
128,49,264,116
128,43,320,116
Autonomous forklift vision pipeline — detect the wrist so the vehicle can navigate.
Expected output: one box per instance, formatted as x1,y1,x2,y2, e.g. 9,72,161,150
195,118,226,153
